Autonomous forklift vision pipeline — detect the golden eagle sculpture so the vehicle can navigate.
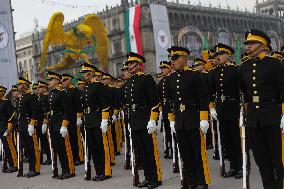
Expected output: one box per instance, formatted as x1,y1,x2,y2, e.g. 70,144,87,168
39,12,108,71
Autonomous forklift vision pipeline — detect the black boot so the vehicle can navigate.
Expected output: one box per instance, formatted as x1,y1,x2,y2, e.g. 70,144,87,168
223,169,237,178
138,180,150,188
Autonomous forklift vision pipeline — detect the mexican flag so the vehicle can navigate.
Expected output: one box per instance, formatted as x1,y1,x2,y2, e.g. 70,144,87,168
124,5,143,55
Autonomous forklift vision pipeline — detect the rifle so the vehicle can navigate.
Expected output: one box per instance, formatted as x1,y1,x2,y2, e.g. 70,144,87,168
17,132,23,177
177,143,186,187
216,119,225,176
171,131,179,173
47,126,58,178
84,128,91,180
128,123,140,186
240,98,251,189
210,115,216,154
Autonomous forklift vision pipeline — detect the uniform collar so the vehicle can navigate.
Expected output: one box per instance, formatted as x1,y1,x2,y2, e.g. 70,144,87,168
258,52,267,60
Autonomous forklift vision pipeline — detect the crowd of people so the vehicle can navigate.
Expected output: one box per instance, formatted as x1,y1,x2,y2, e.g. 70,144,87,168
0,28,283,189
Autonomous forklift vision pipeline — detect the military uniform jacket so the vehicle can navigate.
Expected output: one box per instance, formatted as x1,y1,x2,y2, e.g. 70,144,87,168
82,81,110,128
48,89,72,133
157,77,172,118
209,62,240,120
239,55,284,127
122,72,159,131
64,86,83,123
165,66,209,131
0,99,14,134
37,94,48,127
17,92,40,133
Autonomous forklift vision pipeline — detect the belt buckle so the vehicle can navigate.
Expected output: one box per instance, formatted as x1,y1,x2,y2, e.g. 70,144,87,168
87,107,90,114
179,103,185,112
131,104,136,110
50,110,53,116
253,96,259,103
221,95,225,102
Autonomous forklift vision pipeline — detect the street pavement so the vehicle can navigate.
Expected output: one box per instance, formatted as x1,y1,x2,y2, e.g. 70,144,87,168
0,131,263,189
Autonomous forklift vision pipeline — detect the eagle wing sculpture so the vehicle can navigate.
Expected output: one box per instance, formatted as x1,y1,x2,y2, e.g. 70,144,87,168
39,12,108,71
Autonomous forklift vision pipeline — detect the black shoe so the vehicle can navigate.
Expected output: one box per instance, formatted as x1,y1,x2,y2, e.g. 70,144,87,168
56,173,65,179
147,181,162,189
234,170,243,179
223,169,237,178
92,175,107,181
197,184,208,189
138,180,150,188
74,161,80,166
84,176,91,181
2,169,8,173
17,171,23,177
61,173,72,180
25,171,37,178
7,167,18,173
52,173,59,179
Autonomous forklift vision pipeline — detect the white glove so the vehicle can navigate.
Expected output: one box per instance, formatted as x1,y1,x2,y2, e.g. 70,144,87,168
28,125,35,136
42,124,47,134
210,108,218,120
60,126,68,138
281,115,284,133
147,120,157,134
128,124,131,132
239,111,244,128
100,119,109,133
200,120,209,134
112,115,117,123
3,131,8,137
76,118,82,127
170,121,176,133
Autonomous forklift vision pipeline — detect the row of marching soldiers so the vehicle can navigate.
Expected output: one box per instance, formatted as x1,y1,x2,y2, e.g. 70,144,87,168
0,28,283,189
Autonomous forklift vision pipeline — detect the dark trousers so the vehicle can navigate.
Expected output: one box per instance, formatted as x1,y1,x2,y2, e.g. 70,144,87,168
248,125,283,189
219,119,242,171
132,130,158,182
0,132,17,168
176,129,210,186
51,131,74,174
20,131,37,172
68,122,80,162
111,122,118,153
39,132,51,162
86,127,105,176
162,115,172,155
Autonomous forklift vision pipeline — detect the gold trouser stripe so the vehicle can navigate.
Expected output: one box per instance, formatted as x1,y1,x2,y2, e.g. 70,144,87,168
6,135,18,167
199,130,212,184
282,133,284,165
119,120,123,148
114,120,120,153
151,133,163,182
64,135,75,174
107,127,115,164
102,133,112,176
77,127,84,161
14,131,17,145
32,130,41,172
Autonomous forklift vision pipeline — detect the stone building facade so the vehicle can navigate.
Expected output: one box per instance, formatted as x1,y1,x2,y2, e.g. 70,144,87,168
31,0,283,80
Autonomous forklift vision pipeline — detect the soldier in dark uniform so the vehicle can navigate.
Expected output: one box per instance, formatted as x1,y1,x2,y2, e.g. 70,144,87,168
16,77,41,178
80,63,112,181
37,81,51,165
32,83,38,95
271,51,284,63
121,64,132,170
122,52,162,189
0,85,17,173
209,43,242,179
61,73,84,166
47,72,75,179
239,29,284,189
166,46,211,189
77,79,87,90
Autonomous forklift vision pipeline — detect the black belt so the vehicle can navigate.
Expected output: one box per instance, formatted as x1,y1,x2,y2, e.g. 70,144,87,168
216,95,238,103
174,103,198,112
84,107,100,114
247,96,278,103
128,104,148,111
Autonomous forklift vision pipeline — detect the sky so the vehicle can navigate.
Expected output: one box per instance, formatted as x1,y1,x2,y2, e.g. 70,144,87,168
11,0,256,39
